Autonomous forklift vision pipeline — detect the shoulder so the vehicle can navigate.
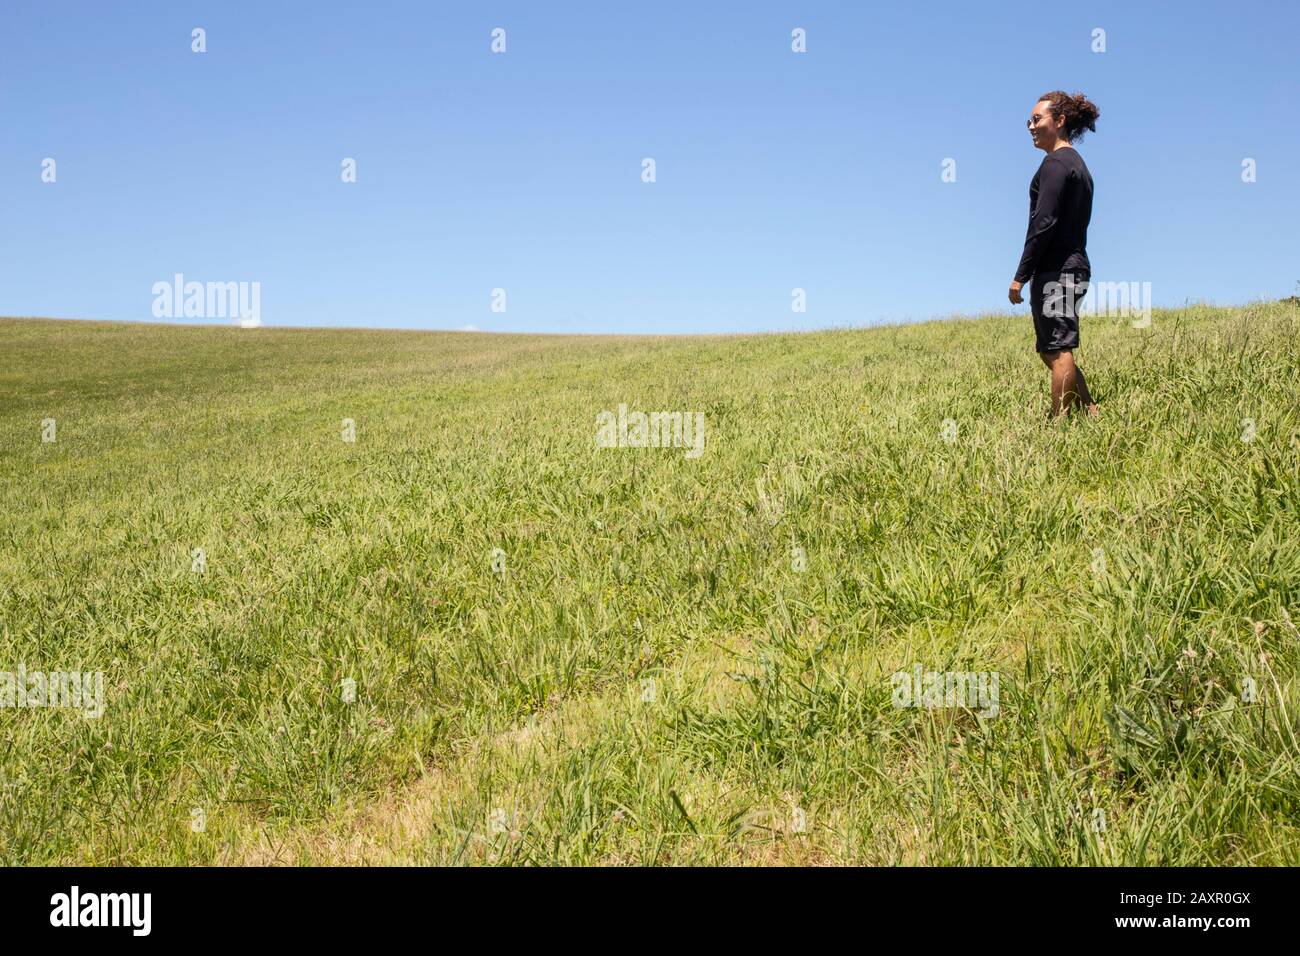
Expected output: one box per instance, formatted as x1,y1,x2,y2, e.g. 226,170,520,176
1043,151,1080,175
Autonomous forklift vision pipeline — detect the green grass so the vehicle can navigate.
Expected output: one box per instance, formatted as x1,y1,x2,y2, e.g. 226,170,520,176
1,302,1298,865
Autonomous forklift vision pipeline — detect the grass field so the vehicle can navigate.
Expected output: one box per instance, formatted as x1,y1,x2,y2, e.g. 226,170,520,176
2,302,1298,866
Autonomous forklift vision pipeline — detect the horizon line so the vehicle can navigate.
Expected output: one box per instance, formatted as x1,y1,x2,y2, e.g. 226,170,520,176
1,297,1275,340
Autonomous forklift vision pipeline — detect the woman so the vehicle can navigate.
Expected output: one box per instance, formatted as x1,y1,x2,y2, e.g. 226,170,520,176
1008,91,1101,417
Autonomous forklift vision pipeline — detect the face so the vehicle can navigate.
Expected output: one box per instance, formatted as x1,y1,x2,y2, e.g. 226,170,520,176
1027,99,1064,151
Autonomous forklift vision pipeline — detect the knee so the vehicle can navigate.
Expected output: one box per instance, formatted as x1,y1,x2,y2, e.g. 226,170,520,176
1044,349,1073,368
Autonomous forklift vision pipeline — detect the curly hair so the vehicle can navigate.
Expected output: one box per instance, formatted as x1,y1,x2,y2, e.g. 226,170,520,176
1037,91,1100,143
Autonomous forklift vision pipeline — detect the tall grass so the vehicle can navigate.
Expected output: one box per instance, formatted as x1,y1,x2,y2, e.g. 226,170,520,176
1,302,1297,864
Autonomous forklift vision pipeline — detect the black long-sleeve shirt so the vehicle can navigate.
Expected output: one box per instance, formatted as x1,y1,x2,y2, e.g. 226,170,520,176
1014,146,1093,283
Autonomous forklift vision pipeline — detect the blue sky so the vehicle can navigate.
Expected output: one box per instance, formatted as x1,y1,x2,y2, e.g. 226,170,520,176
2,0,1297,334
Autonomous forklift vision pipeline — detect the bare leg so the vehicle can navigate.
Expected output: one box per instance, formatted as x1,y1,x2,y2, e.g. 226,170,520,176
1042,350,1077,417
1038,351,1054,417
1074,366,1098,415
1039,350,1099,418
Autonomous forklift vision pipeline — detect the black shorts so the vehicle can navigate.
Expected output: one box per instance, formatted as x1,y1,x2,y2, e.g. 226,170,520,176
1031,269,1089,353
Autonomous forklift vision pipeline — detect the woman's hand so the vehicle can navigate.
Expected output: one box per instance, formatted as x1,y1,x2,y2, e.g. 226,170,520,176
1008,280,1024,305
